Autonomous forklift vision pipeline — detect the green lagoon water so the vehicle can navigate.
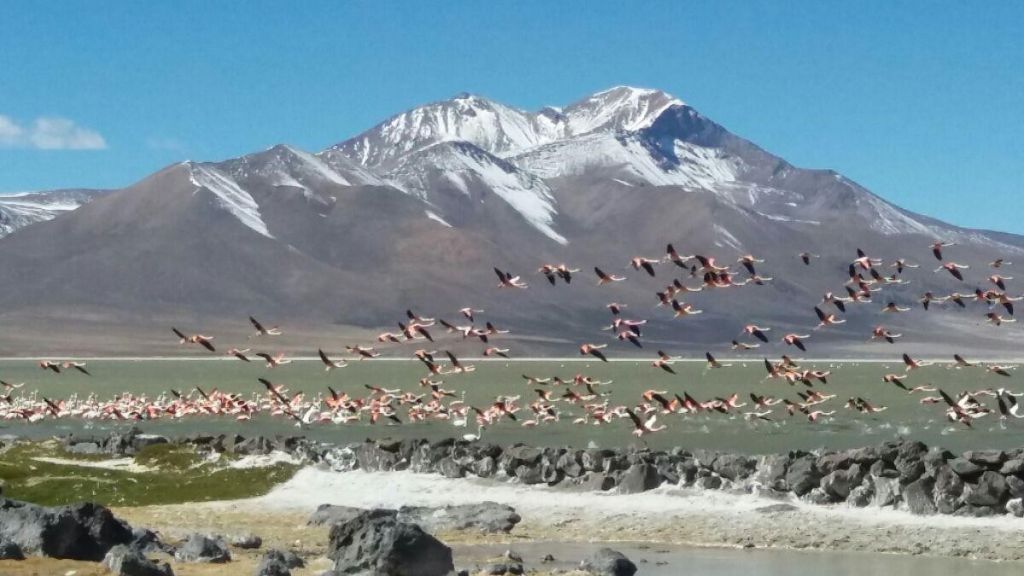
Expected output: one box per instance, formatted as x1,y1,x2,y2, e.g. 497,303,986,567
1,358,1020,454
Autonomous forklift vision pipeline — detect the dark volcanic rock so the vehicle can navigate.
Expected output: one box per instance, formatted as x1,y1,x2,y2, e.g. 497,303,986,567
999,459,1024,476
573,472,616,491
785,455,821,497
964,471,1008,507
902,477,937,515
308,505,366,527
230,533,262,549
398,502,521,534
933,465,965,514
820,464,863,500
0,498,134,561
174,533,230,563
1006,497,1024,517
557,450,585,478
617,462,662,494
357,442,400,472
0,539,24,560
327,509,453,576
964,450,1006,468
1006,474,1024,498
895,457,925,484
514,463,544,485
255,549,299,576
755,454,790,490
871,476,901,507
713,454,755,481
847,485,873,507
102,544,174,576
949,458,984,479
580,547,638,576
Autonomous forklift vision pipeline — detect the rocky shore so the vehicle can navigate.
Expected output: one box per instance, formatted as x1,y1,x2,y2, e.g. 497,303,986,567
52,428,1024,518
6,429,1024,573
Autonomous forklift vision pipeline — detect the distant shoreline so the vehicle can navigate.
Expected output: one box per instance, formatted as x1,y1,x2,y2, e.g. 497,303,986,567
1,356,1022,363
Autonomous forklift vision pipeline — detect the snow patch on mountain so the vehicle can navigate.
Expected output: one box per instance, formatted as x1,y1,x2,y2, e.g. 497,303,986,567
512,132,741,189
387,142,567,245
187,164,273,238
0,190,103,238
424,210,452,228
330,87,684,170
714,224,743,251
562,86,682,135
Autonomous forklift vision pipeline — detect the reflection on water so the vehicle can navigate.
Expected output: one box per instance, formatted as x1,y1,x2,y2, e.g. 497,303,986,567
455,542,1024,576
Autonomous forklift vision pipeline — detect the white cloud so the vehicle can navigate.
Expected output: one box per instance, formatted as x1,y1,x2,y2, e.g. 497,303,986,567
0,115,107,150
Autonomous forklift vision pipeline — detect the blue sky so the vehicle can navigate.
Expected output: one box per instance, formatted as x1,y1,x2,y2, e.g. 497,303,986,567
1,2,1021,233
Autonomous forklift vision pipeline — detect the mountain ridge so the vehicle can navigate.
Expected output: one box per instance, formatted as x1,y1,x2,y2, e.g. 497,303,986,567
0,86,1020,355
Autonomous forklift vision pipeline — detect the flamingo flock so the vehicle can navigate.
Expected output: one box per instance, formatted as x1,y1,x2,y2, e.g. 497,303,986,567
2,240,1024,439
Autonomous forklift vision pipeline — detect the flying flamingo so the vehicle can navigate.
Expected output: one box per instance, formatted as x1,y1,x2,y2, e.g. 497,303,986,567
594,267,626,285
934,262,969,281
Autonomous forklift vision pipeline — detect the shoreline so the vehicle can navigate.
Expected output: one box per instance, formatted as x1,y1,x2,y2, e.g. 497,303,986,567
8,432,1024,570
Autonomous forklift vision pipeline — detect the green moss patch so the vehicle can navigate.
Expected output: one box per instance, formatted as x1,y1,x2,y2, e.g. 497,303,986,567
0,441,298,507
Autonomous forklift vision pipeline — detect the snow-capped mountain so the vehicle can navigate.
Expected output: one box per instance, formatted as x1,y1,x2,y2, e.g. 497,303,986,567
0,86,1020,355
0,189,109,238
328,86,681,169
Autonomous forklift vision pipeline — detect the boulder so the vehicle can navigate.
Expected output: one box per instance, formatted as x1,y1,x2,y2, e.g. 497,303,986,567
131,434,169,453
617,463,661,494
580,547,637,576
902,478,937,515
1006,497,1024,517
66,442,103,455
102,544,174,576
816,452,851,475
472,456,498,478
327,509,453,576
557,450,585,478
1007,474,1024,498
933,465,964,514
964,450,1006,468
0,498,134,561
174,534,230,563
896,441,928,462
1000,459,1024,476
895,457,924,484
436,458,466,479
696,474,723,490
573,472,616,492
231,533,262,549
712,454,755,481
803,487,835,505
483,562,523,575
871,476,901,507
255,549,297,576
0,540,24,560
847,485,873,508
357,442,400,472
754,454,789,491
513,464,544,485
397,503,521,534
785,455,821,497
949,458,984,479
308,505,368,527
821,464,863,500
963,471,1008,507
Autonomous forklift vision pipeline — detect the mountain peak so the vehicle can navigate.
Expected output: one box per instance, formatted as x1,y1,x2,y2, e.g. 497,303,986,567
563,86,683,135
